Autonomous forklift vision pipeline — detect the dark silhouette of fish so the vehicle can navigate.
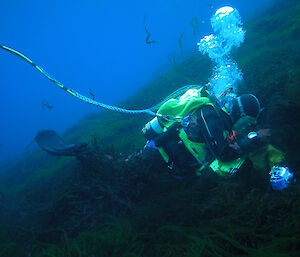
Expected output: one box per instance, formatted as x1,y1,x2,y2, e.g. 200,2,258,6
41,100,53,110
143,16,158,44
208,3,214,9
190,17,199,34
178,32,184,54
89,89,95,100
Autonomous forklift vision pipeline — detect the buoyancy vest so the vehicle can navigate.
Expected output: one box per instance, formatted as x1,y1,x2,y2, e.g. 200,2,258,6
147,88,246,176
156,88,213,128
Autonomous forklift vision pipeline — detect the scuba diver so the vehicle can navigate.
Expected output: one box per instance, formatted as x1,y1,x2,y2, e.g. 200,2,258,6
141,88,266,173
34,86,294,191
140,86,294,190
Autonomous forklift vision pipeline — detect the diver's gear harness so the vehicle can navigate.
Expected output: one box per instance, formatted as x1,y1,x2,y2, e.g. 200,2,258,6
143,87,245,176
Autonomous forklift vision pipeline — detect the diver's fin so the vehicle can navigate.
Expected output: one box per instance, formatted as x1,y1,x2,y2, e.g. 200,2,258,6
35,130,87,156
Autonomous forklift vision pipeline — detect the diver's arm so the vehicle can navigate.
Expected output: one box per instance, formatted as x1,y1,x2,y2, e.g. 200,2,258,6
225,129,271,158
219,129,271,161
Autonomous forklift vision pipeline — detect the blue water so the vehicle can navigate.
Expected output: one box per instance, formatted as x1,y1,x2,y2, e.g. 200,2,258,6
0,0,275,165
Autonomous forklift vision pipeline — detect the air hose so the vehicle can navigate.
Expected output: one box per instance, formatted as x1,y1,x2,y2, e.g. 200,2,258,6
0,45,157,116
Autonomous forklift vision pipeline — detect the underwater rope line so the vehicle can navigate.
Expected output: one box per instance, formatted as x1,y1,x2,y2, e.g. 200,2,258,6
0,45,157,116
0,45,205,123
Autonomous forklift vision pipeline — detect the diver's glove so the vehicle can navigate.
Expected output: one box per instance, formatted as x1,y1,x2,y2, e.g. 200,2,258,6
237,129,271,155
269,166,295,191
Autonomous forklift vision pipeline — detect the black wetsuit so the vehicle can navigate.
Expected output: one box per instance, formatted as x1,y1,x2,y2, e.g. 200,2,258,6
146,105,262,174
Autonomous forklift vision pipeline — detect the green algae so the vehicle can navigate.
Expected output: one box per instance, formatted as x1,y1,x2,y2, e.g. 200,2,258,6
3,183,298,257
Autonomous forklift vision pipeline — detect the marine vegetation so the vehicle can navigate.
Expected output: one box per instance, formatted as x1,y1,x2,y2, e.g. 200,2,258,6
0,0,299,256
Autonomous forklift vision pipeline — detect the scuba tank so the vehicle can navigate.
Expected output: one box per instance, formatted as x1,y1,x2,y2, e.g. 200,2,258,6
142,85,204,140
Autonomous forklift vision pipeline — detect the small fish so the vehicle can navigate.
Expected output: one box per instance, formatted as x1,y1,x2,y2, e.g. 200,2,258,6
145,34,158,44
208,3,214,9
178,32,185,54
0,143,2,148
143,16,158,44
41,100,53,110
89,89,95,100
190,17,199,34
